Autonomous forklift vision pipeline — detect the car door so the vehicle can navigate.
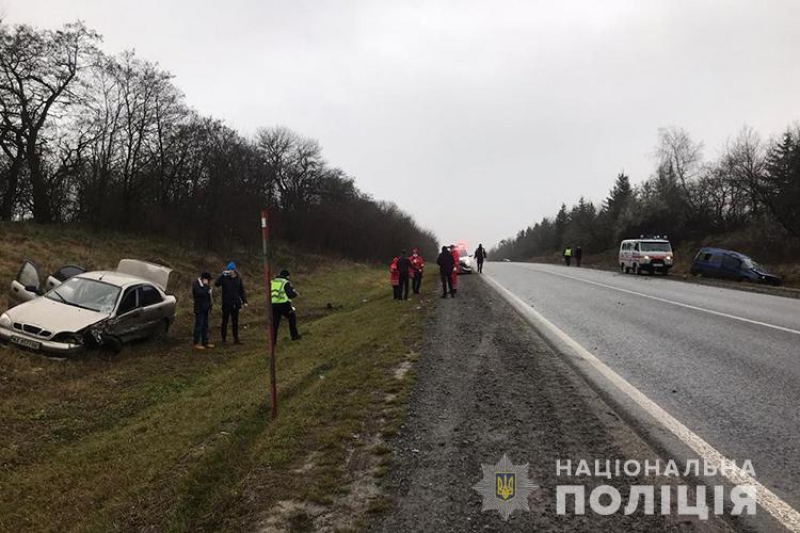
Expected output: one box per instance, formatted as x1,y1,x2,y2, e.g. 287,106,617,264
107,286,146,343
138,284,170,335
45,265,86,292
9,261,42,307
721,255,742,280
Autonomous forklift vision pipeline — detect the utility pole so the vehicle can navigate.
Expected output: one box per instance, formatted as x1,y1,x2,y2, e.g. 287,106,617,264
261,210,278,419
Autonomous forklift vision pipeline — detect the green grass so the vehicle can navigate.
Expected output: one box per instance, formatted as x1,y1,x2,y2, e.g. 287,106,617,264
0,222,428,532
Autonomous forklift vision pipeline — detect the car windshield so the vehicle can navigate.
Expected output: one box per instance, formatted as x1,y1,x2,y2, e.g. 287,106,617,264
640,242,672,252
45,277,120,314
741,258,761,271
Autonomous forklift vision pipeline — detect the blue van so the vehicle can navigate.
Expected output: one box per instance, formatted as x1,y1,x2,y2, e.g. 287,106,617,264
690,247,781,286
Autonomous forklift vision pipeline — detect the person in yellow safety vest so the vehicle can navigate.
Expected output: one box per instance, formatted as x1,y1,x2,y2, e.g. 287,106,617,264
563,246,573,267
271,269,301,344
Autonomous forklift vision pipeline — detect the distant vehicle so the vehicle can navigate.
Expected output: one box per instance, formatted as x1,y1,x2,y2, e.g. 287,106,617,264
619,237,673,275
690,248,782,286
456,245,473,274
1,259,176,355
502,258,511,262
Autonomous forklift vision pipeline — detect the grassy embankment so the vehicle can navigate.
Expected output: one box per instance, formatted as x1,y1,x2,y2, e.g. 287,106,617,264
0,222,427,532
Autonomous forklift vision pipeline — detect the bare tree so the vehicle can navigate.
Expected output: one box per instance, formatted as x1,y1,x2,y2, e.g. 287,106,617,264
0,20,99,222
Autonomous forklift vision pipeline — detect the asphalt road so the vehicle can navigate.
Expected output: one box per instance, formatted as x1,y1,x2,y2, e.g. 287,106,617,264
485,262,800,515
370,276,729,532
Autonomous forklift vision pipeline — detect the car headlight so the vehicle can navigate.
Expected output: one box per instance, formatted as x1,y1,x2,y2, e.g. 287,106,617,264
0,313,11,328
643,255,650,261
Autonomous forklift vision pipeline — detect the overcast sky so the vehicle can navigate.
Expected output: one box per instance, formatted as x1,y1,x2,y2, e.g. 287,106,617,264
3,0,799,249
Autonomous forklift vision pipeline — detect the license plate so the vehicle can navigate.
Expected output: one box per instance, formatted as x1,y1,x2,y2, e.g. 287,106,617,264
10,336,41,350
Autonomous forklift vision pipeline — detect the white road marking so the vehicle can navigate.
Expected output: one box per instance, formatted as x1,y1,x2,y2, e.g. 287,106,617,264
483,273,800,532
522,265,800,337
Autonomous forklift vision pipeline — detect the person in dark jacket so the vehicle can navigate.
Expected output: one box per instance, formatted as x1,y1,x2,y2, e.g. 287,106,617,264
574,245,583,267
271,269,301,345
192,272,215,350
436,246,455,298
474,244,487,273
215,261,248,344
396,251,411,300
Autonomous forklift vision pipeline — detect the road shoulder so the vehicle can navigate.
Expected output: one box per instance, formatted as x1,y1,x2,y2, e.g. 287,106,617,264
369,275,734,532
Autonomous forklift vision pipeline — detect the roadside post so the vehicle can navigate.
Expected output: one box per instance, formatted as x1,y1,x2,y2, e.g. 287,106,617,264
261,210,278,419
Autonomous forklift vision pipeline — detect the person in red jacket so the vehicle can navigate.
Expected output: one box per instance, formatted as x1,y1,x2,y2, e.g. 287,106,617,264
449,244,460,296
410,248,425,294
389,256,400,300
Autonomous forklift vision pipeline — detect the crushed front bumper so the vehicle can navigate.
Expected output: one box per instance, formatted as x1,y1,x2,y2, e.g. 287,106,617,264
0,326,84,355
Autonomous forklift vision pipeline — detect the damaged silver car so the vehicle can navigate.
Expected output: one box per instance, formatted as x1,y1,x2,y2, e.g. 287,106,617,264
0,259,176,355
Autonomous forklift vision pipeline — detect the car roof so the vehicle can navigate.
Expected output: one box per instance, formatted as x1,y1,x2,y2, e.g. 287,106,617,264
621,238,670,242
75,270,157,288
698,247,751,260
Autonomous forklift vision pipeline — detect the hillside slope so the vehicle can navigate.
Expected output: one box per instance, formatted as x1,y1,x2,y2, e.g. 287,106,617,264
0,222,428,532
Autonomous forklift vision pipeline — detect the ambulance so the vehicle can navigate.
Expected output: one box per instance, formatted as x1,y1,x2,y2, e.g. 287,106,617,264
618,236,674,275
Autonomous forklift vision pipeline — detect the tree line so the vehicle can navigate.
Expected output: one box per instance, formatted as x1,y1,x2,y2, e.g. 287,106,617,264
491,124,800,262
0,20,438,261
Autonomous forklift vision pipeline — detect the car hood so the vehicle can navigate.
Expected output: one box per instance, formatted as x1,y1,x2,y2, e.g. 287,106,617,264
6,297,107,333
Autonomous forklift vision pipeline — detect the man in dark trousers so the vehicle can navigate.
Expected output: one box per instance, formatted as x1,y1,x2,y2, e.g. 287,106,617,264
437,246,455,298
474,244,487,273
215,261,248,344
574,245,583,267
271,269,301,344
396,251,411,300
192,272,215,350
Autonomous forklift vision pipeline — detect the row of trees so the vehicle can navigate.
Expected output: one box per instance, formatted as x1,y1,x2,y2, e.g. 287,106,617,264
492,125,800,262
0,21,437,260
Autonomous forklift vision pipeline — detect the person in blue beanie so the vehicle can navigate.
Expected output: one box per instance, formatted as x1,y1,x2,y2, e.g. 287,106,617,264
215,261,248,344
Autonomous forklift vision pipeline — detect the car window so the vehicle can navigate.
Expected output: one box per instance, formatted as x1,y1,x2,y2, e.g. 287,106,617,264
640,242,672,252
46,277,120,314
52,265,85,282
140,285,163,307
702,253,712,261
18,261,40,288
118,288,138,315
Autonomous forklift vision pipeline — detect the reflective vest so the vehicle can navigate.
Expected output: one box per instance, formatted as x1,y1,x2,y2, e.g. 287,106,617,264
271,278,290,304
564,248,572,257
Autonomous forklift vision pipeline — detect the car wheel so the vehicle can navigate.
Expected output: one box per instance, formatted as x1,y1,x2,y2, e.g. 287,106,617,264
103,335,124,354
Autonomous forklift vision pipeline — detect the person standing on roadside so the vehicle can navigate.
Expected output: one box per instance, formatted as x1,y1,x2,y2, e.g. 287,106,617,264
410,248,425,294
271,269,301,344
396,251,411,300
437,246,455,298
563,246,573,267
474,244,487,273
389,256,400,299
215,262,248,344
574,245,583,268
192,272,215,350
449,244,460,296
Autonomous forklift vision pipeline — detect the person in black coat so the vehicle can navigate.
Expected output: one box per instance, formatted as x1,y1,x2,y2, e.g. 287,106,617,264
396,251,411,300
215,261,248,344
474,244,487,273
192,272,214,349
436,246,455,298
